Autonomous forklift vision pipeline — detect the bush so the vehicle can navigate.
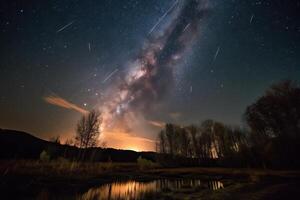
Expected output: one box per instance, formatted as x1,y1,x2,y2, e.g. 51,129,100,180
40,150,50,162
137,156,154,170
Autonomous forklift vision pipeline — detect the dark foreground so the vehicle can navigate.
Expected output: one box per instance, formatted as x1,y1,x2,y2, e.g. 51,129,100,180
1,161,300,200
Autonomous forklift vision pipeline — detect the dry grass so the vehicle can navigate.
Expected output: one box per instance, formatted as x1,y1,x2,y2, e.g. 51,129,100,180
0,160,138,178
1,160,300,179
147,167,300,179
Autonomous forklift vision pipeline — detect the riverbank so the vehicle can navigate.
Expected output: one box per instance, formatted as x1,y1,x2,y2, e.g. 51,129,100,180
1,160,300,199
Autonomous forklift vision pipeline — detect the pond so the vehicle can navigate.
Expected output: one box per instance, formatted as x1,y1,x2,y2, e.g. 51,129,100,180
79,179,224,200
37,178,224,200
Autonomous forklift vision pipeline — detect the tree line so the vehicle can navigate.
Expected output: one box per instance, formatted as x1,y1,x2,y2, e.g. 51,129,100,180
156,80,300,169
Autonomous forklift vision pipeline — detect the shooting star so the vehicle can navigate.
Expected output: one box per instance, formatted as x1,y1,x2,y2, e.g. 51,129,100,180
88,42,91,52
250,14,254,24
182,23,190,33
56,21,75,33
190,85,193,93
148,0,179,35
213,46,221,62
102,69,119,83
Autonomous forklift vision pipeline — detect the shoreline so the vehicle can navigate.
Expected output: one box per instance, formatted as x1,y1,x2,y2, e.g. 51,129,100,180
1,160,300,199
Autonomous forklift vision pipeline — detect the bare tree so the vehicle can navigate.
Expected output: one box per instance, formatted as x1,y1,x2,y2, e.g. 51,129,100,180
75,110,101,148
187,125,198,158
64,138,74,146
245,80,300,140
178,127,190,157
244,80,300,168
165,124,175,155
158,130,166,153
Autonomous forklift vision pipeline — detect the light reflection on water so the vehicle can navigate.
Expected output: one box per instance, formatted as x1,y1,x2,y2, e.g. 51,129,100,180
78,179,224,200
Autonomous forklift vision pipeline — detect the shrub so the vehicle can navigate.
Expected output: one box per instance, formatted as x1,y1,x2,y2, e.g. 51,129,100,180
40,150,50,162
137,156,154,170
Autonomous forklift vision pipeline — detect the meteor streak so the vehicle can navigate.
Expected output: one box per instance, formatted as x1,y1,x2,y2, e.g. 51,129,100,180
88,43,91,52
102,69,119,83
148,0,179,35
249,14,254,24
56,21,75,33
213,46,221,62
182,23,191,33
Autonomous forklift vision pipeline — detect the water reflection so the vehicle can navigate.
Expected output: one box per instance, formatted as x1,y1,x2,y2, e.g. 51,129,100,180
79,181,156,200
208,180,224,190
78,179,224,200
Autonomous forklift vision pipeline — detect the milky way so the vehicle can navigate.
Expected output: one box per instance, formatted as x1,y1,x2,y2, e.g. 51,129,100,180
100,0,210,133
1,0,299,150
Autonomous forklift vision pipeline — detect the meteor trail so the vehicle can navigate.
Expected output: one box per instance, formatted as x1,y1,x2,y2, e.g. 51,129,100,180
56,21,75,33
88,43,91,52
102,69,119,83
182,23,190,33
148,0,179,35
250,14,254,24
213,46,221,62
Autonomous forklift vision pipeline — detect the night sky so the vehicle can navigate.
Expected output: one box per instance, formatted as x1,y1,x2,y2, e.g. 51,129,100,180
1,0,299,151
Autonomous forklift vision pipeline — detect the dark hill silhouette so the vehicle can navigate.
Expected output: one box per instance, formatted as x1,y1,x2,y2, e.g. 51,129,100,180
0,129,51,159
0,129,156,162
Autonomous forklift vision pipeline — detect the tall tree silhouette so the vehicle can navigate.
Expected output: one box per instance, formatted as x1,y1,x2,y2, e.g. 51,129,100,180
245,80,300,168
178,127,190,157
75,110,101,148
187,125,199,158
245,80,300,141
158,130,166,154
165,124,175,155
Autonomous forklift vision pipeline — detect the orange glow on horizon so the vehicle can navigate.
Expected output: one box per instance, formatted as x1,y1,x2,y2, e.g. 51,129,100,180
99,128,156,152
126,146,142,152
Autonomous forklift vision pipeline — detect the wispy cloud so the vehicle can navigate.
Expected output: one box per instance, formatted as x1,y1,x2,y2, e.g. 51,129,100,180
147,120,165,128
44,95,88,114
